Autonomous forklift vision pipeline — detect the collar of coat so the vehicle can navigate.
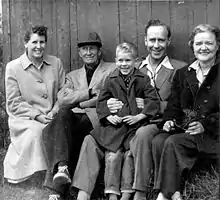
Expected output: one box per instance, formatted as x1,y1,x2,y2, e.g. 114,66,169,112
109,68,145,79
185,60,219,96
139,55,174,70
20,52,51,70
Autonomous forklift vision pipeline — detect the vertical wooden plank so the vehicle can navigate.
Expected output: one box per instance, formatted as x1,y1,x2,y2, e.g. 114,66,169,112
56,0,71,72
169,1,191,62
99,0,119,61
10,0,30,59
2,0,11,64
77,0,107,64
42,0,56,56
2,0,12,96
151,0,170,25
191,0,207,26
136,0,152,59
29,0,42,25
207,0,220,26
118,0,138,52
70,0,78,70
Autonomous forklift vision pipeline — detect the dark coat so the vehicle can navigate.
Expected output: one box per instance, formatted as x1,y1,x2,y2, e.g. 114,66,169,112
163,62,219,153
91,68,160,152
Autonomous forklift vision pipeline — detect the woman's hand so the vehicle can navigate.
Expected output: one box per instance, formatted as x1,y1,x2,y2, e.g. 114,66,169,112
106,115,122,125
163,120,174,132
185,121,205,135
35,114,52,124
107,98,124,113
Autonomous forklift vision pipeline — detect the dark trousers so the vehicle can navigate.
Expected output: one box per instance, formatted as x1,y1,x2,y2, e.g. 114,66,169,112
42,108,93,195
152,132,218,199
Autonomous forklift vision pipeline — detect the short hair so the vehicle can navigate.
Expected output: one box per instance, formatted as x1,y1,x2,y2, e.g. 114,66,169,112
116,42,138,59
24,25,48,43
145,19,171,39
188,24,220,49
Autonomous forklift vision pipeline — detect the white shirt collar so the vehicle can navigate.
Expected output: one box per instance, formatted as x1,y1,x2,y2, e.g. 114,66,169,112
139,55,174,70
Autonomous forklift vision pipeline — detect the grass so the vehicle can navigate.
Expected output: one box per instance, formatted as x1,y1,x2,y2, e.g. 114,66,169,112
0,148,219,200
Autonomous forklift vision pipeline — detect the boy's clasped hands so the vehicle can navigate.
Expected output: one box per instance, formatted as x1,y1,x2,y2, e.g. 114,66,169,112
106,98,146,125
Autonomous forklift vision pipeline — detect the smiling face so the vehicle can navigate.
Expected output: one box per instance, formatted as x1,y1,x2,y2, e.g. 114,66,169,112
116,51,135,75
145,25,171,63
25,33,46,61
79,45,100,66
193,31,219,64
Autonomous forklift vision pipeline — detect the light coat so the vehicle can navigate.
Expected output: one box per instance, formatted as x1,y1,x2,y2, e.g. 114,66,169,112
4,53,65,181
57,61,116,127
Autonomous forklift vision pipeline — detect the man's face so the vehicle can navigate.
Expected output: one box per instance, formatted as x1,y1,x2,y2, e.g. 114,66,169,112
79,45,100,65
145,26,171,62
115,51,135,75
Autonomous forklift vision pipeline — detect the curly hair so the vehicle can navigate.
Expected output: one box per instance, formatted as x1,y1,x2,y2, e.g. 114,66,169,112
24,25,48,43
144,19,171,39
188,24,220,58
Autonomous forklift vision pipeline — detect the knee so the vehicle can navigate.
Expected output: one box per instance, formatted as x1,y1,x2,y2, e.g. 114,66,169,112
135,124,158,142
163,135,179,149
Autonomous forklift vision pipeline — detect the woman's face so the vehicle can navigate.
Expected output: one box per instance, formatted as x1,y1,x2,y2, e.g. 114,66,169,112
193,31,219,63
25,33,46,60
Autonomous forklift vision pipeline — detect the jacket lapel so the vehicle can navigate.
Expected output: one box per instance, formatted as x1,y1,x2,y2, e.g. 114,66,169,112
155,66,172,89
89,61,104,88
78,66,89,89
185,68,198,98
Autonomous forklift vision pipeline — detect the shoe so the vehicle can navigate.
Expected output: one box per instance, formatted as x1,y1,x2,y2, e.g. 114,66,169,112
48,194,61,200
171,191,182,200
77,190,90,200
53,165,71,186
156,192,169,200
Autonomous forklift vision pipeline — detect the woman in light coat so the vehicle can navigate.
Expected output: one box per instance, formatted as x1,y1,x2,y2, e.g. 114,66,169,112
4,25,65,183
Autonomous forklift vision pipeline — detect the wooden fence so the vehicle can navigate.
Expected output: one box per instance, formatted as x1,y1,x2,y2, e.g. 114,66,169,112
2,0,220,72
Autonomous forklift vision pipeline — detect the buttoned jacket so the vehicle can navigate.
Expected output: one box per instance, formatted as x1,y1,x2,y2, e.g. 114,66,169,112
163,62,219,153
91,68,160,152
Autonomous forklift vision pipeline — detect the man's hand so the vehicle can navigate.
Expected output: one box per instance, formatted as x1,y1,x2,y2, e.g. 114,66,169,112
185,121,204,135
122,113,146,125
35,114,52,124
163,120,174,132
136,98,144,109
106,115,122,125
107,98,124,114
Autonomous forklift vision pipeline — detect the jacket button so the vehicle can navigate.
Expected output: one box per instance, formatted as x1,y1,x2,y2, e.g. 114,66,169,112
37,79,43,83
42,94,48,99
204,100,208,103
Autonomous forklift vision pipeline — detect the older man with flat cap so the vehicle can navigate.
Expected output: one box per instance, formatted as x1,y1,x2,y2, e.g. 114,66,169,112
42,32,116,200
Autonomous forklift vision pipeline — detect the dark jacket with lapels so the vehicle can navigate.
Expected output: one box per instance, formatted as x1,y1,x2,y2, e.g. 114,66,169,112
91,68,160,152
162,61,219,153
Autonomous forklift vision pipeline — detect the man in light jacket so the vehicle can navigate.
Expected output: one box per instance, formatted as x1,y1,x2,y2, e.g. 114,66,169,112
42,32,116,200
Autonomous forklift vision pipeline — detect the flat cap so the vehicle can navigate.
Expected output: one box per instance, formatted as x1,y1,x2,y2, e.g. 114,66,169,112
78,32,102,48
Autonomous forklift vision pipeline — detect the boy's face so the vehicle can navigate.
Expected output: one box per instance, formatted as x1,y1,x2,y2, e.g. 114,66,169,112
115,51,135,75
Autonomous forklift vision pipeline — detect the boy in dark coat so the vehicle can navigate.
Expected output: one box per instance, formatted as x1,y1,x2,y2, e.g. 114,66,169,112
72,42,159,200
